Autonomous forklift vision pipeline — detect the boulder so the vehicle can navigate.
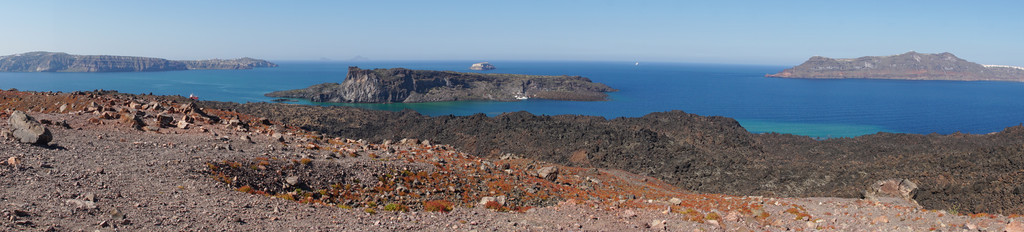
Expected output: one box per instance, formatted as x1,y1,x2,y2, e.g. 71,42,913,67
121,113,144,130
156,114,174,128
176,120,190,129
8,111,52,145
537,166,559,181
863,179,919,207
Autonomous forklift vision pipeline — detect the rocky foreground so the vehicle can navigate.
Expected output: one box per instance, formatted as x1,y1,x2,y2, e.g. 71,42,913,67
0,52,277,72
767,51,1024,81
207,101,1024,216
265,67,616,103
2,90,1024,231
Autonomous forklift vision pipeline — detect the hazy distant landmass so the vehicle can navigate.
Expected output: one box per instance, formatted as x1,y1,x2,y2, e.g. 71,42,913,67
767,51,1024,81
265,66,616,103
0,51,277,72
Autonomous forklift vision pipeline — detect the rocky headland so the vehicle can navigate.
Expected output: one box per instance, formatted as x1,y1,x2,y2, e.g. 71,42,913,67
767,51,1024,81
469,62,496,70
0,52,277,72
4,90,1024,231
265,67,616,103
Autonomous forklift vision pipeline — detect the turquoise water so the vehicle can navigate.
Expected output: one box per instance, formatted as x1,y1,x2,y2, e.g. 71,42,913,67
2,61,1024,138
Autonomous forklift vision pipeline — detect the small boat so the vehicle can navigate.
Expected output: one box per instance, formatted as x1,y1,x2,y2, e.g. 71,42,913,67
189,93,199,100
635,62,639,66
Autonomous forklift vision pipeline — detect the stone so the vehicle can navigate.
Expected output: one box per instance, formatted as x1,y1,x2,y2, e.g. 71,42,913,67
0,129,12,140
156,114,174,128
285,176,300,186
66,199,97,210
176,120,190,129
6,157,20,166
648,219,666,230
724,211,741,222
86,102,103,112
8,111,53,145
59,104,67,113
400,138,419,145
537,166,559,181
100,111,117,119
272,133,285,142
240,135,252,143
863,179,919,207
871,215,889,224
479,197,496,207
621,209,637,218
668,197,682,205
121,113,144,130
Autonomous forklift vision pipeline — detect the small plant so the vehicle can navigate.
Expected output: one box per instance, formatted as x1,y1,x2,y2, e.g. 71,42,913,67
236,185,254,193
947,204,960,216
337,204,353,209
384,203,408,212
275,193,296,201
364,208,376,214
483,201,505,211
755,211,771,222
300,158,312,165
424,200,453,212
705,212,721,221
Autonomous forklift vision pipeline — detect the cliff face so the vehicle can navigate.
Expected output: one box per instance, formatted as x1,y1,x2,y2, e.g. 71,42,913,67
265,67,617,103
767,51,1024,81
0,52,277,72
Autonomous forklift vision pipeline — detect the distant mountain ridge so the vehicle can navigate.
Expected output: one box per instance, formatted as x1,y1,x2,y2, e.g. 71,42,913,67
767,51,1024,81
0,52,277,72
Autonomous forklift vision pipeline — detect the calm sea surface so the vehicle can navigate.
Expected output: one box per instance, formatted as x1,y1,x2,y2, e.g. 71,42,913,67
2,61,1023,138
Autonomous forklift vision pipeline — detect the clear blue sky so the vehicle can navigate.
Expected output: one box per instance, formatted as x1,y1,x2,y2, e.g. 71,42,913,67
2,0,1022,65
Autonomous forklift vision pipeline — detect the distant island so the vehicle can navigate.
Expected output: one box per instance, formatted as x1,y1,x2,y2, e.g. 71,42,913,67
265,66,616,103
0,51,277,72
469,62,496,70
767,51,1024,82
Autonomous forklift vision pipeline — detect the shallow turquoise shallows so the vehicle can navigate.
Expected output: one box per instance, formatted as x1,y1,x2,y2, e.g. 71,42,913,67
3,61,1023,138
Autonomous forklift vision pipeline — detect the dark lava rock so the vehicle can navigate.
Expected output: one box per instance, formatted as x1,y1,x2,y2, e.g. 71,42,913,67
265,67,616,103
204,100,1024,215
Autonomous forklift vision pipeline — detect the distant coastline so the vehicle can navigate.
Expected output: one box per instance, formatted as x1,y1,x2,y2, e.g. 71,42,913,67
0,51,277,72
767,51,1024,82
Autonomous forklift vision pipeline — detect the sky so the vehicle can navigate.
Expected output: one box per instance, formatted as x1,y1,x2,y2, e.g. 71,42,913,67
1,0,1022,65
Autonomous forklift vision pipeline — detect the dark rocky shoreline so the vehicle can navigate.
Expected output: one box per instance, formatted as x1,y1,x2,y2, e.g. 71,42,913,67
265,67,616,103
205,101,1024,215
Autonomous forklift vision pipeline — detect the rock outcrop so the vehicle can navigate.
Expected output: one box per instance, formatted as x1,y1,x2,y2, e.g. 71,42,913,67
767,51,1024,81
7,110,52,145
469,62,496,70
265,67,617,103
0,51,277,72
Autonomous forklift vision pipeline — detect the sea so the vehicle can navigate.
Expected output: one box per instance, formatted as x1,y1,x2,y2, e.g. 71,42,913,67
3,61,1024,138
